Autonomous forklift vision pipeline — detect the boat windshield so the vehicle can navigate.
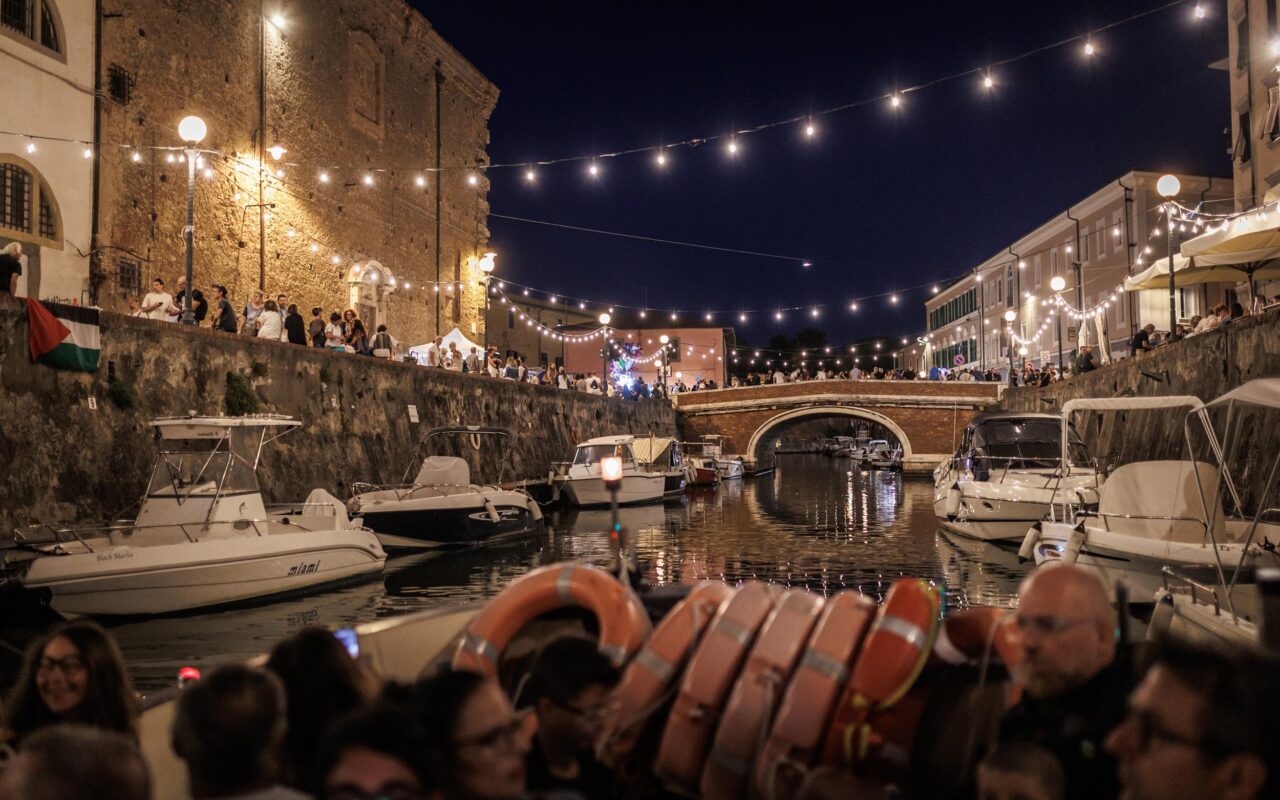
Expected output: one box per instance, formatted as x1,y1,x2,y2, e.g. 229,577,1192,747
573,444,634,466
973,419,1087,466
147,439,259,498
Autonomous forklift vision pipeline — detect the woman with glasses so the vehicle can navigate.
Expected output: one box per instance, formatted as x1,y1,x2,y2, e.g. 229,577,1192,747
1,620,139,747
415,671,533,800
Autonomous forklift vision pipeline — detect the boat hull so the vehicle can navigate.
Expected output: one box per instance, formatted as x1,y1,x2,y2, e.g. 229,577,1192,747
932,496,1051,542
21,529,386,617
353,491,543,549
557,474,665,507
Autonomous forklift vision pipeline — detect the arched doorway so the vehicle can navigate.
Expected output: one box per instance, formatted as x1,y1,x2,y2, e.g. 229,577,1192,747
346,260,396,329
746,406,915,462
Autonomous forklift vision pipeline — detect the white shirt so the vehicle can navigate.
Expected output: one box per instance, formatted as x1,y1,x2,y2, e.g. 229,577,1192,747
772,371,785,384
256,312,282,340
446,349,463,371
141,291,173,321
851,367,862,380
959,371,975,382
425,342,442,367
324,322,344,347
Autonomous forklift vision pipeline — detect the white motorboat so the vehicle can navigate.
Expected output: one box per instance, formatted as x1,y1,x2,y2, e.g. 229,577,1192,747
551,435,665,507
348,426,543,550
933,412,1102,542
699,435,745,480
6,415,386,617
1021,390,1280,604
630,436,689,500
863,440,903,471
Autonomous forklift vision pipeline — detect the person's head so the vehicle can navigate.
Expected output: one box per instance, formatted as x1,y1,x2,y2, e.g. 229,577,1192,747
377,324,387,333
318,701,432,800
415,671,530,800
524,637,620,754
1175,324,1185,335
266,627,378,790
1144,324,1155,333
152,277,165,291
506,357,515,367
251,290,264,303
276,293,286,305
263,299,278,313
213,285,228,301
171,665,286,797
344,309,356,322
3,241,22,258
1105,637,1275,800
0,724,150,800
4,620,138,740
977,742,1065,800
471,347,478,354
330,312,342,323
434,336,443,346
312,306,323,318
287,303,298,316
1230,302,1244,318
176,275,188,289
1012,564,1115,698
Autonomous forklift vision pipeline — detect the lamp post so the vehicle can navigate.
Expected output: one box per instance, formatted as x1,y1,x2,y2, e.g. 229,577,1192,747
600,454,626,582
478,252,495,355
177,115,206,326
598,313,611,393
1050,276,1067,371
1003,309,1017,386
1157,174,1182,338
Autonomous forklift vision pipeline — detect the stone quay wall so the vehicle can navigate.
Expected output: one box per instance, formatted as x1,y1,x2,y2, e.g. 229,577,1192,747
0,298,677,536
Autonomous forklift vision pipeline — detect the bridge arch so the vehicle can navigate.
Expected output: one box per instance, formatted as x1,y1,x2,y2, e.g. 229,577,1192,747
745,405,915,462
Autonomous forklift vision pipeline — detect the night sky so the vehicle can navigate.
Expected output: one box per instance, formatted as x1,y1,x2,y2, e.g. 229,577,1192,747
418,1,1229,345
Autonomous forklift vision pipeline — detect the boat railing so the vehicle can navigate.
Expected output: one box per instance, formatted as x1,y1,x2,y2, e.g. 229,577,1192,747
1161,565,1221,616
351,482,495,501
5,517,317,550
549,462,572,478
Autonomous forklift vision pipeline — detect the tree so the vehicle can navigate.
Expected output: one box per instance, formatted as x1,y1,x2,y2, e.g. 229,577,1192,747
794,327,827,351
767,334,795,353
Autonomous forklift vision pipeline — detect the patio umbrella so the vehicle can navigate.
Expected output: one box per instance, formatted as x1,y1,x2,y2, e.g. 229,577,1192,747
1178,214,1280,299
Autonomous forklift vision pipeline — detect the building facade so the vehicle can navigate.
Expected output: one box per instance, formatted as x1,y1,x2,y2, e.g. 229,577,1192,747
90,0,497,344
919,170,1232,375
563,320,732,387
486,293,596,368
1,0,94,302
1229,0,1280,210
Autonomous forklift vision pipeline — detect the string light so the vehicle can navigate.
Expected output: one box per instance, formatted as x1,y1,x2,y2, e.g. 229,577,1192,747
588,161,599,177
1083,40,1096,56
890,93,902,109
1194,3,1205,19
82,148,92,159
983,73,995,89
319,172,330,183
525,168,536,182
655,150,667,167
804,119,816,137
467,172,479,186
414,175,426,188
25,140,36,154
363,174,374,186
727,138,739,155
131,151,142,163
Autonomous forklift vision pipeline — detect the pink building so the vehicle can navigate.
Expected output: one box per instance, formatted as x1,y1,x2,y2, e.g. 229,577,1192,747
562,320,733,388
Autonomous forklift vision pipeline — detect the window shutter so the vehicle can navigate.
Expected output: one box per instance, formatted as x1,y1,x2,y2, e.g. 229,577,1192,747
1265,86,1280,140
1235,124,1248,161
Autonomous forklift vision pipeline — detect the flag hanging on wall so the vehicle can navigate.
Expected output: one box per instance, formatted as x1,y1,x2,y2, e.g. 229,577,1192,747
27,299,100,372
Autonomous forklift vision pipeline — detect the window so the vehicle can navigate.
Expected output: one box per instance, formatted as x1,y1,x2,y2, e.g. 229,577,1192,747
1,163,32,234
1236,110,1253,163
1112,211,1124,254
1,157,61,246
1265,86,1280,141
347,32,385,139
1238,16,1251,72
1051,247,1059,276
116,257,141,298
1006,265,1014,306
1034,255,1042,288
1,0,61,53
1082,230,1089,263
107,64,134,106
507,308,515,329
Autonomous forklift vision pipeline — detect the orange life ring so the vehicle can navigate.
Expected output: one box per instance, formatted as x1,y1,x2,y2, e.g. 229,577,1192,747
701,589,825,800
451,563,651,677
754,591,878,800
820,579,941,766
931,606,1023,707
597,581,735,769
655,581,782,794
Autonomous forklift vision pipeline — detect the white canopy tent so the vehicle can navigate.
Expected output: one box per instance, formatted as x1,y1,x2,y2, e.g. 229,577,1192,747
408,327,485,364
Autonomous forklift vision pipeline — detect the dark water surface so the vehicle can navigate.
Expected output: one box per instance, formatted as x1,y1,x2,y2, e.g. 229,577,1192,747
111,454,1030,692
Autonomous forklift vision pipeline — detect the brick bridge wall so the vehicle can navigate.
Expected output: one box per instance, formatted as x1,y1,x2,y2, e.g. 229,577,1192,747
675,380,1001,472
0,297,677,535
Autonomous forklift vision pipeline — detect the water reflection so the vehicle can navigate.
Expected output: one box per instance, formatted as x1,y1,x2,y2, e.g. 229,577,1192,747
110,454,1029,691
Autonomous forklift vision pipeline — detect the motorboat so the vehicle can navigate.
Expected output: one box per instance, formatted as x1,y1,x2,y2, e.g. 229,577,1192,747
348,426,544,550
863,441,903,471
551,435,665,507
3,415,386,617
683,448,721,488
631,436,689,500
933,412,1101,542
700,435,745,480
1021,390,1280,605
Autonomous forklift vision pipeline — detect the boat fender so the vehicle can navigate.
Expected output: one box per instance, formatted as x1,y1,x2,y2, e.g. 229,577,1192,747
452,563,651,677
820,579,941,766
1017,524,1041,563
1063,527,1087,565
655,581,782,794
598,581,735,771
944,484,962,519
526,498,543,522
754,592,877,800
483,498,501,524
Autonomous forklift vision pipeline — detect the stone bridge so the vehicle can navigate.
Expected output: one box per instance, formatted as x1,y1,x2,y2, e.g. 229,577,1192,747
674,380,1002,474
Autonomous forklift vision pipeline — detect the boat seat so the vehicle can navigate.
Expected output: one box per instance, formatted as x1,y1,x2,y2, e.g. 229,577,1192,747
1097,461,1225,543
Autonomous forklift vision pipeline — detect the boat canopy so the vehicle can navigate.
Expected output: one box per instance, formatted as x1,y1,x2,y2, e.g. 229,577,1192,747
150,415,299,440
632,437,677,466
414,456,471,488
1059,396,1204,467
1204,378,1280,409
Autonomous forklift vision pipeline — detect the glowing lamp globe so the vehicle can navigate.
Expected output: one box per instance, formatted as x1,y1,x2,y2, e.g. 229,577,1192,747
600,455,624,483
1018,346,1029,356
1156,174,1181,198
478,252,496,273
659,334,669,344
598,313,611,325
1050,276,1067,292
1003,310,1017,322
178,116,207,145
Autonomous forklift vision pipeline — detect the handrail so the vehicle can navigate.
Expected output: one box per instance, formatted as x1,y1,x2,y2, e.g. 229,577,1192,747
1161,566,1221,615
8,515,329,549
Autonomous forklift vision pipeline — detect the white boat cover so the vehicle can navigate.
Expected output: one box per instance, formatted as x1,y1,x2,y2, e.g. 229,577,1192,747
1061,396,1204,466
303,488,351,526
1098,460,1224,543
1205,378,1280,409
631,437,675,466
414,455,471,487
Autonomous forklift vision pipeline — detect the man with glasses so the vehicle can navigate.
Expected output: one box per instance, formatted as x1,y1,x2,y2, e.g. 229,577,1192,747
998,565,1132,800
1104,637,1275,800
522,636,621,798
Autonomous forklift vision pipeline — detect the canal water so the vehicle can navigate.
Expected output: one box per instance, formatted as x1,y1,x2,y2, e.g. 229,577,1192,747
110,454,1031,692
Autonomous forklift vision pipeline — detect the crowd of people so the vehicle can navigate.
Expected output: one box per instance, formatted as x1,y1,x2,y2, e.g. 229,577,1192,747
0,563,1275,800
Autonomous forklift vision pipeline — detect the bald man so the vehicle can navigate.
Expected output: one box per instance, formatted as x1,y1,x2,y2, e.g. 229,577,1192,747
998,564,1132,800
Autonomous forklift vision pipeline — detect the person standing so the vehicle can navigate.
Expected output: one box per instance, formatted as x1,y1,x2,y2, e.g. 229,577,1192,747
210,286,238,333
324,312,345,350
170,276,207,323
256,300,282,341
464,346,482,374
274,293,288,328
446,342,463,371
1130,324,1156,357
241,291,265,335
348,320,372,356
370,324,397,360
425,337,443,368
0,242,22,296
140,278,174,321
284,304,306,345
308,307,326,347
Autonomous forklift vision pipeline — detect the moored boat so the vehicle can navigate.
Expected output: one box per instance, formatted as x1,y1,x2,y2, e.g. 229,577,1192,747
631,435,689,499
551,435,666,507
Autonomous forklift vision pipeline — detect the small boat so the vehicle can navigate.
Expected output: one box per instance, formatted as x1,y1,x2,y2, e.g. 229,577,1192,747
348,426,544,550
551,435,665,507
863,441,903,471
631,436,689,500
700,435,745,480
1026,386,1280,610
4,415,386,617
683,451,721,488
933,412,1101,542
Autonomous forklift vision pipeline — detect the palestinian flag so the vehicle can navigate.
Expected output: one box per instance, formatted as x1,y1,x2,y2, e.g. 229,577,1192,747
27,298,100,372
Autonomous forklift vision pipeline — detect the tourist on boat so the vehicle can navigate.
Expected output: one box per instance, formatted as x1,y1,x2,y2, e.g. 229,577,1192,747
1104,637,1277,800
1,620,139,748
0,724,150,800
998,564,1131,800
171,665,308,800
521,637,620,798
266,628,381,792
317,700,432,800
977,742,1065,800
414,671,533,800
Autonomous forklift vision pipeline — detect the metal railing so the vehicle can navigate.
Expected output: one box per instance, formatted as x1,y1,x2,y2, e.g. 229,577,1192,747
1161,565,1221,616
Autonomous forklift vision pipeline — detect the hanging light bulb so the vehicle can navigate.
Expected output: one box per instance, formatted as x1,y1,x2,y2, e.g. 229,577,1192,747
319,171,330,183
309,243,318,253
467,172,479,186
804,119,815,137
727,138,738,155
983,73,995,89
1083,40,1096,56
655,149,667,167
25,140,36,154
363,174,374,186
889,294,898,304
525,168,536,182
849,302,859,312
131,151,143,163
1194,3,1206,19
415,175,426,188
82,147,93,159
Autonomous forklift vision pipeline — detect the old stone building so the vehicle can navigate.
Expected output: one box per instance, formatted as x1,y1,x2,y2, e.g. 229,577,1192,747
93,0,498,345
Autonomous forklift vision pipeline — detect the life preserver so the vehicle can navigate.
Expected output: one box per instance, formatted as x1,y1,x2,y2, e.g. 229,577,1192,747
931,606,1023,708
701,590,825,800
655,581,782,794
451,563,651,677
754,591,878,800
597,581,735,770
821,579,941,766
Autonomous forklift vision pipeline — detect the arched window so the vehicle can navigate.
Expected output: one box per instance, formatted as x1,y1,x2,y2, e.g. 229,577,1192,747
1,0,63,55
0,155,62,248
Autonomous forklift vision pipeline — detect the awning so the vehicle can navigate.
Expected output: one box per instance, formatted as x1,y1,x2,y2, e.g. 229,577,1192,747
409,326,485,361
632,436,676,465
1181,212,1280,265
1126,251,1280,291
1205,378,1280,409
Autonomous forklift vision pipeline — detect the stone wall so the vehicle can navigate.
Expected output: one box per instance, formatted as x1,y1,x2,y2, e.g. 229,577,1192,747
93,0,497,345
0,298,678,536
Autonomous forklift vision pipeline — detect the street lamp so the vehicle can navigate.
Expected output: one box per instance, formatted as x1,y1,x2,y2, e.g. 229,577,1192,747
599,313,611,391
479,252,496,355
177,115,206,326
1003,309,1017,386
1157,174,1181,338
600,455,626,580
1050,275,1067,371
